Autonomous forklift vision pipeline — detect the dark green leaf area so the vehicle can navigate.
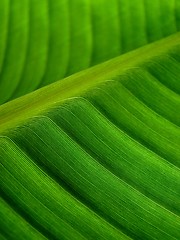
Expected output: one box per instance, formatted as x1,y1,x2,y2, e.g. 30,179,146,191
0,137,129,240
0,196,46,240
48,97,180,214
9,112,180,240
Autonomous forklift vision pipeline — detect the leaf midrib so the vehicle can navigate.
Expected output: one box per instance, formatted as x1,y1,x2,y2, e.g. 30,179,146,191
0,32,179,134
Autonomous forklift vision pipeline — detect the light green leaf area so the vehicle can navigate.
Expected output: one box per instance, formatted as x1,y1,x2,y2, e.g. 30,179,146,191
0,0,180,104
0,1,180,240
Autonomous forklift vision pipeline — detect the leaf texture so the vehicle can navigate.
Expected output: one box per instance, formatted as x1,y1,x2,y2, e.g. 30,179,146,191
0,33,180,239
0,0,180,104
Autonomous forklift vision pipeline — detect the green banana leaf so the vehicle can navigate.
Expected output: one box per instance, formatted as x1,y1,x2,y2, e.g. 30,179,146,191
0,1,180,240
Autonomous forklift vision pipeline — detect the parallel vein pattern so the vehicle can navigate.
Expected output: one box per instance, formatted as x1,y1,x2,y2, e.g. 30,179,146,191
0,0,180,104
0,49,180,239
